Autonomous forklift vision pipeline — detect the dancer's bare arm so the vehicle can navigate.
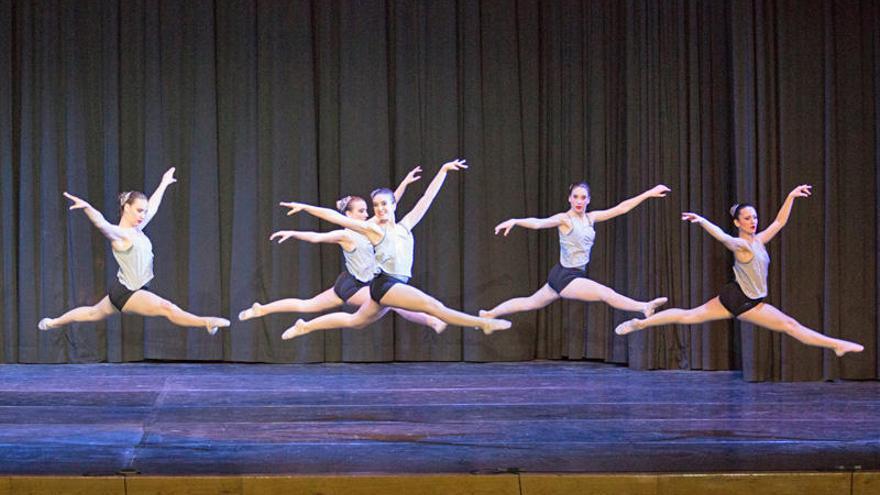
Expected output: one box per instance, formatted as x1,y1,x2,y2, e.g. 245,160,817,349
63,192,130,245
682,212,752,260
588,184,670,223
280,201,383,244
493,213,570,236
393,166,423,203
399,159,467,230
757,184,811,244
270,229,354,251
141,167,177,229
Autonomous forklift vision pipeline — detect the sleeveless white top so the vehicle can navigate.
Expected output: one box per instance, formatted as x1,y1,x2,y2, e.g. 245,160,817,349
559,213,596,269
112,229,154,290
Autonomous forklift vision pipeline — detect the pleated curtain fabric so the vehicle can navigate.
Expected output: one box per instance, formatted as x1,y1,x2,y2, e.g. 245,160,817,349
0,0,877,381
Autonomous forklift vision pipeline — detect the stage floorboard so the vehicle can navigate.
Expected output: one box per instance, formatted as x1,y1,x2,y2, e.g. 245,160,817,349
0,362,877,476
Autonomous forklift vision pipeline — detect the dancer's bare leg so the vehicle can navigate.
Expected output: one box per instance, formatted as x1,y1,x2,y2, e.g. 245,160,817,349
123,290,229,335
347,287,447,334
239,288,342,321
38,296,117,330
615,296,731,335
738,303,864,357
379,284,510,335
480,285,559,319
560,278,667,317
282,300,386,340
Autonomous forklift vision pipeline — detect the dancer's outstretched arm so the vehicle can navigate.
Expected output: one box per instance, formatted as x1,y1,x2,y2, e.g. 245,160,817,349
682,212,752,258
141,167,177,229
493,213,570,237
757,184,811,244
393,166,422,203
588,184,670,223
63,192,130,246
399,159,467,230
270,229,354,251
280,201,384,244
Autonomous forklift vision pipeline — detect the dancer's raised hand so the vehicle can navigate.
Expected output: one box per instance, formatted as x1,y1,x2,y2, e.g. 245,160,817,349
270,230,296,244
280,201,306,216
647,184,671,198
494,219,517,236
441,158,468,172
788,184,811,198
161,167,177,186
63,192,91,211
681,212,705,224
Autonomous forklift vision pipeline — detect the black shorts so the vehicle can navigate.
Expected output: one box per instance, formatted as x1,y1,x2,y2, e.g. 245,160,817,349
718,282,764,316
369,272,410,303
108,279,148,312
332,272,369,302
547,264,587,294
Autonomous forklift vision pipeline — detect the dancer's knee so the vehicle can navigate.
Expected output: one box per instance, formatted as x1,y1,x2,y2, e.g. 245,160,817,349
159,300,180,317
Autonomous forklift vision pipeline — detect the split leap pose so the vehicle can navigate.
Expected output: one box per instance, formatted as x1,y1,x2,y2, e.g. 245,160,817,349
479,183,670,323
38,168,230,334
238,167,446,333
278,159,512,339
614,185,864,357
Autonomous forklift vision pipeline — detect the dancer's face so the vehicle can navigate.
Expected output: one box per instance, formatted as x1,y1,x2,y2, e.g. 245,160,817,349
372,193,396,222
124,199,148,227
734,206,758,235
345,199,369,221
568,186,590,213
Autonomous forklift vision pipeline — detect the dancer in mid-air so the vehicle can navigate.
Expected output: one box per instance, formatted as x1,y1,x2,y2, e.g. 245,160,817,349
278,159,512,339
38,168,230,334
238,167,446,333
614,184,864,357
479,182,669,322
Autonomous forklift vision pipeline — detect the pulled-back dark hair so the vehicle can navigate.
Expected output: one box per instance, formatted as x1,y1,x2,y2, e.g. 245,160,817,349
729,202,756,220
370,188,395,202
118,191,147,216
568,181,591,196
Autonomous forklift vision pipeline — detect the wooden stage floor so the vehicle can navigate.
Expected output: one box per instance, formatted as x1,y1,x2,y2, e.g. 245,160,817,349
0,361,877,476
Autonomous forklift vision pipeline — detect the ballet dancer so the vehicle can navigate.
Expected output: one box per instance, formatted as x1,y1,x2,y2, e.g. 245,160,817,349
278,159,511,339
479,182,670,323
38,168,230,334
614,184,864,357
238,167,446,333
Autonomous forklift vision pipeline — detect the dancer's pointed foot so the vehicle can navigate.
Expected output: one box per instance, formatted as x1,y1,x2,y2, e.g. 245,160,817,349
282,319,310,340
204,317,230,336
615,318,642,336
481,318,512,336
238,302,263,321
478,309,495,319
427,316,448,334
38,318,56,331
834,341,864,357
643,297,668,318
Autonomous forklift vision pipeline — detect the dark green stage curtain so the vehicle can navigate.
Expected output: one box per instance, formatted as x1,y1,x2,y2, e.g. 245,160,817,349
0,0,877,382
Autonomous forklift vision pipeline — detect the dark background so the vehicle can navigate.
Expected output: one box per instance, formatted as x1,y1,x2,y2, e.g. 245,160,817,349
0,0,876,381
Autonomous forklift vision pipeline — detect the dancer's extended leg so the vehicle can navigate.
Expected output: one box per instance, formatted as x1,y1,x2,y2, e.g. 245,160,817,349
737,303,863,357
615,296,731,335
38,296,117,330
239,288,342,321
124,290,229,335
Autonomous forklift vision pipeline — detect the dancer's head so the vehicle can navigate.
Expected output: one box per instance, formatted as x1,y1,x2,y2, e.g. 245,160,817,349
336,195,368,221
730,203,758,235
118,191,148,227
568,182,591,213
370,188,396,222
